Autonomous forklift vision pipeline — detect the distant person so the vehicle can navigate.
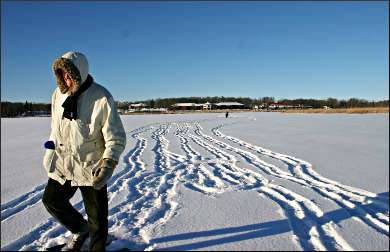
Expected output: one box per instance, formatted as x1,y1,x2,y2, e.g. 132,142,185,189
42,51,126,251
225,111,229,118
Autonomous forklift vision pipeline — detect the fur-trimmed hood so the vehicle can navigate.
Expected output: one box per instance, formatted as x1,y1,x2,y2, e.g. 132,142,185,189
52,51,89,96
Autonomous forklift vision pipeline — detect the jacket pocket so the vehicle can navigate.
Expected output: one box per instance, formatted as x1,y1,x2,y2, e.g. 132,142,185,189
43,149,56,173
78,155,103,183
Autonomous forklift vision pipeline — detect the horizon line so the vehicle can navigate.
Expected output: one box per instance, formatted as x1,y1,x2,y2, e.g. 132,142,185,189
1,96,389,104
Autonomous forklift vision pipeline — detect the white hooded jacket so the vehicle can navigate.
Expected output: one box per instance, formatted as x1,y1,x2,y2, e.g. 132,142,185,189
43,52,126,186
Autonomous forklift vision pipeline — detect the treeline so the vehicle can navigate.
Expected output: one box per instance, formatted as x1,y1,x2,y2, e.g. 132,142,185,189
1,101,51,117
116,97,389,110
277,98,389,109
2,97,388,117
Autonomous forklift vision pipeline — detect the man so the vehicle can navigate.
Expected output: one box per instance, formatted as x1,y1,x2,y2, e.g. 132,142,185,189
42,51,126,251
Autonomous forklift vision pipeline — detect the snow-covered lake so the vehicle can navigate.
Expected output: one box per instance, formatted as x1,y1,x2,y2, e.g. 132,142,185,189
1,112,389,251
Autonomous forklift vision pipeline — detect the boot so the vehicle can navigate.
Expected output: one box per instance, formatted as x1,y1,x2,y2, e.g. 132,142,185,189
61,229,89,251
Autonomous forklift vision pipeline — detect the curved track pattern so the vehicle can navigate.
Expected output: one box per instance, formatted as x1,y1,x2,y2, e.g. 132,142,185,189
1,119,388,251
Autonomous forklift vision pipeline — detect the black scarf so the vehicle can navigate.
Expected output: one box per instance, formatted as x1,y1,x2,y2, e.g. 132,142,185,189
62,74,93,120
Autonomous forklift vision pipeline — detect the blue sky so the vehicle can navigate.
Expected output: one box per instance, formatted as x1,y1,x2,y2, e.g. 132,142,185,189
1,1,388,103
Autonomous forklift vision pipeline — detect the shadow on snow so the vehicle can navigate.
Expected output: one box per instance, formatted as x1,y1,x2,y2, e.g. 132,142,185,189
152,192,389,251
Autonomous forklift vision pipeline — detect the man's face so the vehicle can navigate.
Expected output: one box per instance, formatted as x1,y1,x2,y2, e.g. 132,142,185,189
63,72,74,88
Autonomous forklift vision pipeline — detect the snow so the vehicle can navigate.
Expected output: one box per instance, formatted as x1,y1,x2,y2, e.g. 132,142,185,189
1,112,388,251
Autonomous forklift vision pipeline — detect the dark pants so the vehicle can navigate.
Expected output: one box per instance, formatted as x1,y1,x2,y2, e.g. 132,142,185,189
42,178,108,251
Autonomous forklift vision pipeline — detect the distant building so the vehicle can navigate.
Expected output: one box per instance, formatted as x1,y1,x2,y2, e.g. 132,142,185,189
172,103,202,110
203,102,212,110
129,103,146,111
268,103,293,109
172,101,248,110
140,108,168,112
214,102,246,110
